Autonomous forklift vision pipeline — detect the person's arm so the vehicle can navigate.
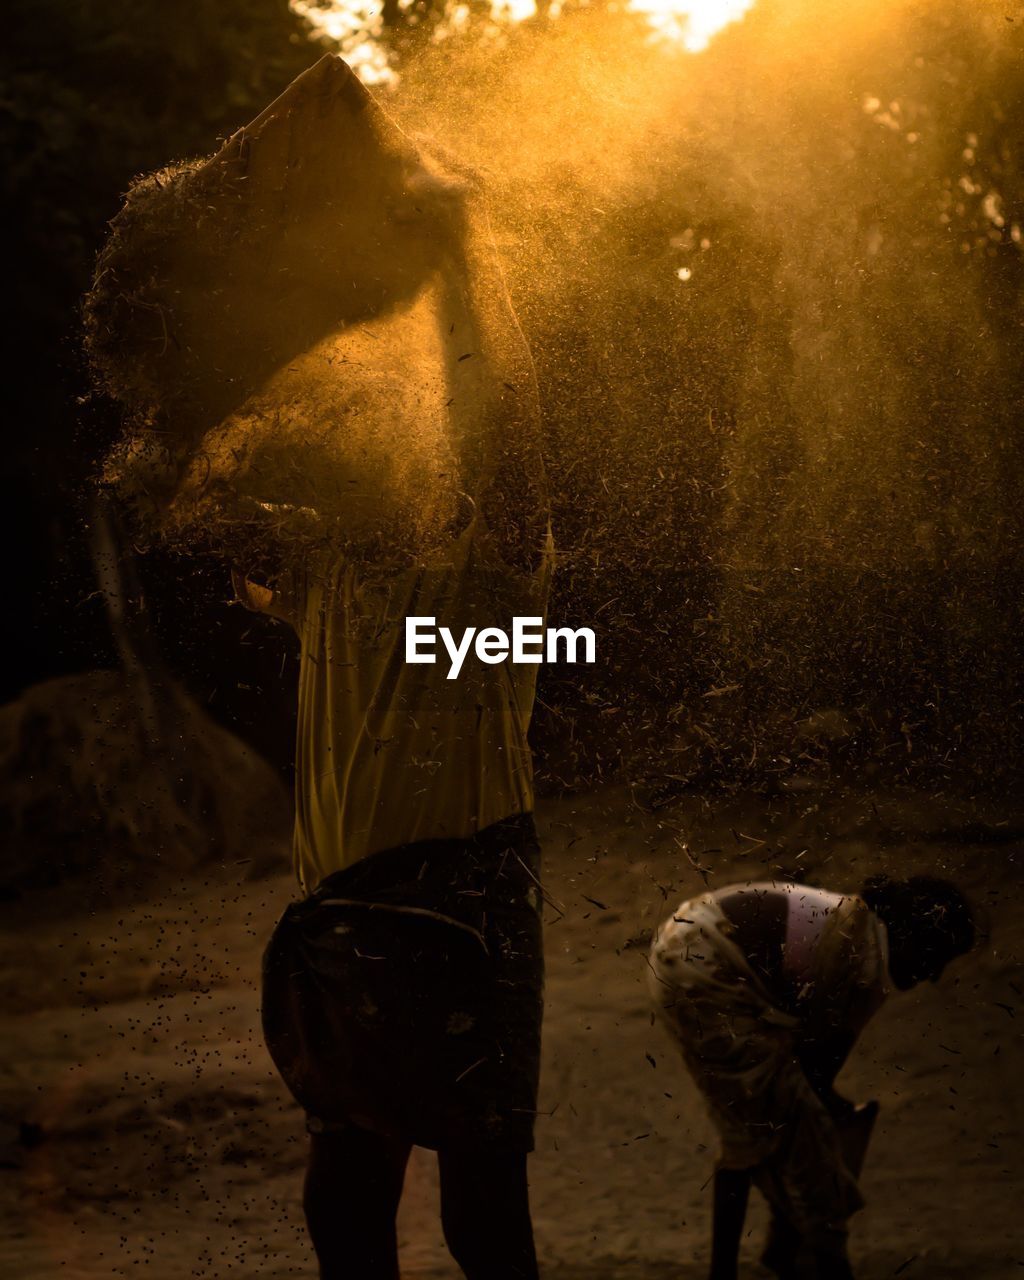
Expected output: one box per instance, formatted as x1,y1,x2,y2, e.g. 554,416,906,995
435,191,549,570
165,413,332,555
800,897,888,1085
798,1028,859,1110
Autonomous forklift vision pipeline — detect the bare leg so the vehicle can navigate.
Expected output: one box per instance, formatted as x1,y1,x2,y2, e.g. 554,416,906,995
438,1146,539,1279
801,1231,855,1279
303,1125,411,1280
710,1167,751,1280
761,1212,802,1279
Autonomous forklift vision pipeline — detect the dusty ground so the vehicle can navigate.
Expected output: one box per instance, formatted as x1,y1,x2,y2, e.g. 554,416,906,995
1,781,1022,1278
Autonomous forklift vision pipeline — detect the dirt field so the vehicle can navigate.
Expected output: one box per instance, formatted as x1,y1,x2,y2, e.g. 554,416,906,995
2,782,1022,1278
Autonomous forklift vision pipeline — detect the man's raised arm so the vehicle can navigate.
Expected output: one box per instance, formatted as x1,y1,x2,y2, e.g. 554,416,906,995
433,181,549,570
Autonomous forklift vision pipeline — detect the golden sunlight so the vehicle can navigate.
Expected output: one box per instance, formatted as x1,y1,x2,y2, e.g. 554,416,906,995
292,0,758,79
627,0,756,51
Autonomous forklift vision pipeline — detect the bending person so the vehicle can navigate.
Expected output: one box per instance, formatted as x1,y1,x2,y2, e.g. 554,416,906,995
647,874,975,1280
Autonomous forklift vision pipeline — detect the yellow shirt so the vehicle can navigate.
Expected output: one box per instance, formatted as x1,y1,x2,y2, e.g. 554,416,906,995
284,521,553,892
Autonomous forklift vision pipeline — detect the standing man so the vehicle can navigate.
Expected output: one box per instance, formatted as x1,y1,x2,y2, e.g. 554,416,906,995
647,874,975,1280
88,52,552,1278
230,69,553,1280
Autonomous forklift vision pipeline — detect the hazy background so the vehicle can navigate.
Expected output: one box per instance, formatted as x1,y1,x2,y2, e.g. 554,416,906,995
3,0,1022,820
2,9,1022,1275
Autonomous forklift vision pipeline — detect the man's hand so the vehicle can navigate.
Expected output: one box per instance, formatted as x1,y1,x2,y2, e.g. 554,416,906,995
231,569,276,615
391,137,485,253
231,568,298,625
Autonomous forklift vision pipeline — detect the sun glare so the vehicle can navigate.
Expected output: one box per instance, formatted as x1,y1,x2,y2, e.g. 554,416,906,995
292,0,757,80
627,0,756,52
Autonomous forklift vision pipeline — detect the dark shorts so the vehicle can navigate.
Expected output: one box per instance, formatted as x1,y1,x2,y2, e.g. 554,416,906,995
262,814,544,1152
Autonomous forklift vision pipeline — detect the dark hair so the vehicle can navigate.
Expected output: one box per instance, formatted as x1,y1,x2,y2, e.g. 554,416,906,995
860,874,976,962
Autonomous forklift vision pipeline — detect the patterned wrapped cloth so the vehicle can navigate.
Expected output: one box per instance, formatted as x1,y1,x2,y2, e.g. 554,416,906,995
648,888,889,1250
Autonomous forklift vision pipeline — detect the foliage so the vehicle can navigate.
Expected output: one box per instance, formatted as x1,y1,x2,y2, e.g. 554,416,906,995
2,0,322,703
383,0,1024,785
7,0,1024,788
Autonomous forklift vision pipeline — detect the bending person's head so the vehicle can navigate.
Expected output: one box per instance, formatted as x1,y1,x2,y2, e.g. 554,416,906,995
860,874,975,990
